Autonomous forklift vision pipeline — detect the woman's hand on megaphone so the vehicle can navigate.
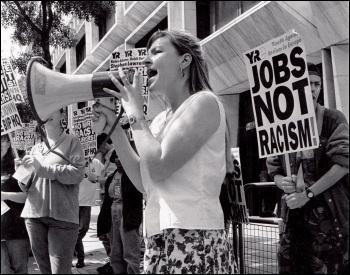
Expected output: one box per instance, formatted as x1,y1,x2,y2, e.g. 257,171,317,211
102,67,144,117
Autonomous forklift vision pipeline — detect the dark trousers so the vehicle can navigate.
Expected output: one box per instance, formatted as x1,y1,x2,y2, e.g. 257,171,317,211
74,206,92,260
110,203,141,274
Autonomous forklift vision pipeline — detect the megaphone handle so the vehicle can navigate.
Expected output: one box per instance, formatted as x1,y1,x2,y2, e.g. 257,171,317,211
92,106,125,159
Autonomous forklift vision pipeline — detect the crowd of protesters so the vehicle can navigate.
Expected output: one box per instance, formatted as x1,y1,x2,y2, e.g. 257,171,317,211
1,29,348,275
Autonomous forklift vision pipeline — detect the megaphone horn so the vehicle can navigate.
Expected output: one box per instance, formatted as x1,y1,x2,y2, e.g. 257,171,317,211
26,57,122,124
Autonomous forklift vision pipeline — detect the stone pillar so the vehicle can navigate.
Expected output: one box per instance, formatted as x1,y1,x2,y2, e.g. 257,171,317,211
321,49,336,109
66,47,77,75
168,1,197,36
85,21,99,54
183,1,197,36
65,46,77,132
331,44,349,120
116,1,125,25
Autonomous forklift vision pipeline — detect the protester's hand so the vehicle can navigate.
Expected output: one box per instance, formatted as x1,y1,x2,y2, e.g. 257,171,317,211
91,103,116,134
14,158,22,170
103,67,144,117
1,191,9,201
281,175,296,194
87,173,97,183
284,192,309,209
21,155,41,171
1,175,10,183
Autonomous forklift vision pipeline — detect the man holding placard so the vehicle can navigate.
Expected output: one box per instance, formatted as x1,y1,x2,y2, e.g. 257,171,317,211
244,29,349,274
267,63,349,274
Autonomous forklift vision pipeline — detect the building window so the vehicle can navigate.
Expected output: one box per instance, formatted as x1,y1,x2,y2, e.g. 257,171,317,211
135,17,168,48
197,1,260,40
241,1,259,13
76,35,86,68
77,102,87,109
196,2,211,40
59,62,66,74
98,17,107,41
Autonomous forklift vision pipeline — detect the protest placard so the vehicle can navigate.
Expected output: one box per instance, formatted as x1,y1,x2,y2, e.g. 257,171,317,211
1,64,23,135
227,148,249,224
110,48,149,117
72,106,97,158
13,123,34,150
243,29,319,159
1,57,24,103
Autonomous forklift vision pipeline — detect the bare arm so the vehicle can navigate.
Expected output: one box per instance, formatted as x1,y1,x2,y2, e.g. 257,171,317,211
285,164,348,209
307,164,348,196
130,93,220,182
1,191,28,203
94,94,220,185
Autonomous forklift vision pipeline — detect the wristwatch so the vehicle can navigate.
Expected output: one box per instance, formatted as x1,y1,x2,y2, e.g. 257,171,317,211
91,176,99,183
128,115,146,125
305,187,314,199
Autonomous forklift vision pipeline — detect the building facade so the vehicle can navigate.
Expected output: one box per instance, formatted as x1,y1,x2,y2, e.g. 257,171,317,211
51,1,349,189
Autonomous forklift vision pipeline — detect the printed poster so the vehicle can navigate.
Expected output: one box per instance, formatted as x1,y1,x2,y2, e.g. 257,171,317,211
227,148,249,224
1,57,24,103
1,64,23,135
72,106,97,158
243,29,319,158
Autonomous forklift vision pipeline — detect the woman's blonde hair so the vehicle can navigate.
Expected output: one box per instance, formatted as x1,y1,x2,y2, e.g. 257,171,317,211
147,29,212,94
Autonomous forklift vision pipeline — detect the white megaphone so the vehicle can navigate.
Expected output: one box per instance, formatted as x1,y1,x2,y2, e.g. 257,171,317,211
26,57,124,132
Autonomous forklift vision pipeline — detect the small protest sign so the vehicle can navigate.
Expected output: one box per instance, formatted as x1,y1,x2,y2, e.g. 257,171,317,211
72,106,97,158
1,57,24,103
13,122,36,150
110,48,149,118
227,148,249,224
1,64,23,135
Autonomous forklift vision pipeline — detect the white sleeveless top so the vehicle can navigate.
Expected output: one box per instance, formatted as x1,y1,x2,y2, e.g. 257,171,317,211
140,91,227,237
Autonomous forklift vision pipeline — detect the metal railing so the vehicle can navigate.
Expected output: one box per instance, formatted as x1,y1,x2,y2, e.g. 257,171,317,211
229,182,282,274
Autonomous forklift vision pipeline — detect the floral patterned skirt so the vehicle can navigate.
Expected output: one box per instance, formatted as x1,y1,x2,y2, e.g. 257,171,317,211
143,228,238,274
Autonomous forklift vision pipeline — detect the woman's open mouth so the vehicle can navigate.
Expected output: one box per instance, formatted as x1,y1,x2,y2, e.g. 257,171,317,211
147,68,158,80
